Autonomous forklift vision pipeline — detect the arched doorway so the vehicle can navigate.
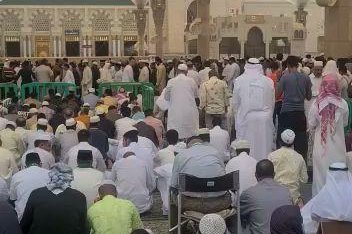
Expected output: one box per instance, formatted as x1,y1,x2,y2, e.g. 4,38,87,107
244,27,265,58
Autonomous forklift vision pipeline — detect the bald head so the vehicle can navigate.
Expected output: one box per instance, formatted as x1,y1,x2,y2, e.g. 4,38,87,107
63,108,74,119
98,184,117,198
255,159,275,181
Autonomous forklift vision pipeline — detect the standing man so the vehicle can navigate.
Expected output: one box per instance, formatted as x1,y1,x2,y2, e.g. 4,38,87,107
225,56,241,90
155,57,167,95
34,59,54,83
138,60,150,83
82,60,93,96
233,58,275,161
199,69,229,129
277,55,312,158
122,57,135,82
165,64,199,139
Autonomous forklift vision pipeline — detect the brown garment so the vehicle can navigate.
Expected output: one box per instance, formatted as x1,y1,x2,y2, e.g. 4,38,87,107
134,121,159,147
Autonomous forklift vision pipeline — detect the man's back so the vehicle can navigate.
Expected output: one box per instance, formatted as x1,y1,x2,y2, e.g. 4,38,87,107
89,128,108,157
35,65,53,83
83,94,99,109
88,195,143,234
279,71,312,113
240,178,292,234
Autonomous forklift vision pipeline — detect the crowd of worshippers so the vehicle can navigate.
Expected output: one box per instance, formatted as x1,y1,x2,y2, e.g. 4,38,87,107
1,53,352,234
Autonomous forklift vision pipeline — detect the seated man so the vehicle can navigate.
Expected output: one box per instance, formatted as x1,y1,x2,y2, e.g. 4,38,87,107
71,150,104,207
56,118,79,160
10,152,50,220
225,139,257,194
21,137,55,170
240,159,292,234
170,129,230,232
65,129,106,172
88,116,109,159
209,117,230,162
111,152,155,214
268,129,308,206
88,181,143,234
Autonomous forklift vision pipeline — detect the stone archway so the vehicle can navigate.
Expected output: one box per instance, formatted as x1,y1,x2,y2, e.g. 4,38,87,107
244,26,265,58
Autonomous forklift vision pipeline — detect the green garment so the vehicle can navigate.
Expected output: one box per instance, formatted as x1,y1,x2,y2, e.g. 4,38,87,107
344,98,352,134
88,195,143,234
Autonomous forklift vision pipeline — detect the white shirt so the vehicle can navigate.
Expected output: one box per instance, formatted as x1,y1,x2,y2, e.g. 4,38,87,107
65,142,106,172
154,145,175,168
139,66,150,82
0,176,8,202
225,152,257,194
25,130,55,150
62,69,75,84
21,147,55,170
9,166,49,220
210,126,230,162
187,69,200,87
111,155,155,213
71,168,104,207
56,130,79,159
114,117,137,141
55,122,86,138
0,117,8,131
15,127,30,143
198,67,211,85
122,64,134,82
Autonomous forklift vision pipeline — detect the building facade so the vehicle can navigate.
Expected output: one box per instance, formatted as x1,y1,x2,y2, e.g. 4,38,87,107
0,0,143,58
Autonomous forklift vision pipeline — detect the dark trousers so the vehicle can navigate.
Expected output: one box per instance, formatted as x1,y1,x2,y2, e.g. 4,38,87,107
278,111,308,160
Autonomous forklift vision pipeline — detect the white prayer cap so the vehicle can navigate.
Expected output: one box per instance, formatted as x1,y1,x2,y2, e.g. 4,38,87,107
301,67,311,76
319,52,325,57
88,88,95,93
37,118,48,126
281,129,295,145
96,109,105,115
139,59,149,63
90,116,100,123
82,59,89,63
29,108,38,114
302,58,309,63
65,118,76,127
83,103,90,107
34,134,51,141
258,57,265,62
329,162,348,171
231,139,250,150
197,128,210,136
314,61,324,67
124,125,138,134
55,93,62,97
177,63,188,71
42,101,49,106
167,59,173,63
92,61,98,66
7,121,16,128
199,214,227,234
247,58,260,64
223,56,229,61
99,179,116,187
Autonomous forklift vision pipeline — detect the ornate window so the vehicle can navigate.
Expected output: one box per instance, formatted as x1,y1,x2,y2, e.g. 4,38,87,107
4,13,20,32
122,13,137,33
93,13,110,32
63,15,81,30
33,13,50,32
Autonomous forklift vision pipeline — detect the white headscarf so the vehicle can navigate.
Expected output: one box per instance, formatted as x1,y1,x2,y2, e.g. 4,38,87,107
311,162,352,222
244,58,264,75
199,214,227,234
322,60,339,77
99,62,112,82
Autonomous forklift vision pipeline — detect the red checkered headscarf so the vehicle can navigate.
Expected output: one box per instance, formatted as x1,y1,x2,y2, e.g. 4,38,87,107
316,74,342,152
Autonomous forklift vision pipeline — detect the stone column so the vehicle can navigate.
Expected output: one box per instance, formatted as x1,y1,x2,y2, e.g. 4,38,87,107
83,37,87,57
58,37,62,57
265,41,270,58
117,38,121,57
23,36,27,57
112,36,117,57
28,36,32,57
53,36,57,57
151,0,166,57
88,37,92,57
135,9,147,56
197,0,211,59
240,40,245,58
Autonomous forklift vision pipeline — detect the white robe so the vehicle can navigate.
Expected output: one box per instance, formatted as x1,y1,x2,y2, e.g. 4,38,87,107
82,66,93,96
308,99,349,196
139,66,150,82
165,73,199,139
232,64,275,161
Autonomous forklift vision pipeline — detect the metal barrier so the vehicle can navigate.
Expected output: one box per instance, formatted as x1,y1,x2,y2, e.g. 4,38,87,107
0,83,19,100
98,82,155,110
20,82,77,101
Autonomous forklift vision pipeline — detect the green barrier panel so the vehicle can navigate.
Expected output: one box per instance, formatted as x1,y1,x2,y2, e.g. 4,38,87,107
0,83,19,100
21,82,77,102
98,82,154,110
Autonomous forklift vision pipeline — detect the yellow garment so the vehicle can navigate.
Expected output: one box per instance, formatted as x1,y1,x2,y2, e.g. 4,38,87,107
88,195,143,234
75,114,90,129
268,147,308,203
95,105,109,114
0,128,25,161
102,96,118,107
199,76,230,114
0,147,18,180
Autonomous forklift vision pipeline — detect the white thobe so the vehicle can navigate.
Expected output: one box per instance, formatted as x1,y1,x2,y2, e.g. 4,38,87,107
15,127,30,144
225,63,241,89
111,68,123,82
54,121,86,138
9,166,49,220
111,155,155,213
62,69,75,84
71,168,104,207
225,152,257,194
65,142,106,172
0,147,18,181
165,74,199,139
56,130,79,160
114,117,137,141
21,147,55,170
154,163,173,215
233,68,275,161
154,145,175,168
26,130,55,150
0,117,8,131
198,67,211,85
139,66,149,82
308,99,349,196
210,126,230,162
187,69,200,87
304,74,322,118
82,66,93,96
122,65,134,82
